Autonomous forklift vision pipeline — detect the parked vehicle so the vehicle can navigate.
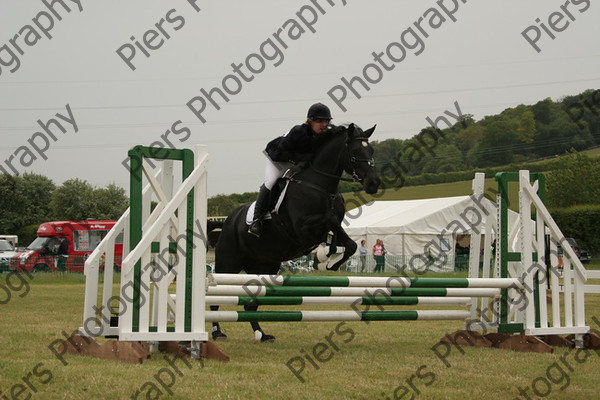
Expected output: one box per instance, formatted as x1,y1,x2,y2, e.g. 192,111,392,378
567,237,592,263
557,237,592,263
9,220,122,273
0,239,18,273
0,235,18,248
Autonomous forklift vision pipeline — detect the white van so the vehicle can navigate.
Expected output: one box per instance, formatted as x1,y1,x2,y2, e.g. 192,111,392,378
0,235,18,248
0,239,18,272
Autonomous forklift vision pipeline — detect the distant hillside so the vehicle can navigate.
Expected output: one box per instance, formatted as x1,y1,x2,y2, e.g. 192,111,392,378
360,89,599,192
210,89,600,216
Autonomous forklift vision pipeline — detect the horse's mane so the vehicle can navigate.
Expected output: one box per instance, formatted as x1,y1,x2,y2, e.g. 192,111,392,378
313,124,347,150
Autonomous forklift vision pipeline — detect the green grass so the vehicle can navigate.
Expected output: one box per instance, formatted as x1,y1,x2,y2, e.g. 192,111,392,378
343,146,600,211
344,178,523,211
1,272,600,400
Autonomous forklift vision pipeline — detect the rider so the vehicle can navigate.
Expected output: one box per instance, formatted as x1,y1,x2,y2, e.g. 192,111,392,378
248,102,333,237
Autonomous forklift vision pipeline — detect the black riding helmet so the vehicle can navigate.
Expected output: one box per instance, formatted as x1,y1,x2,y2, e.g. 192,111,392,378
307,103,332,121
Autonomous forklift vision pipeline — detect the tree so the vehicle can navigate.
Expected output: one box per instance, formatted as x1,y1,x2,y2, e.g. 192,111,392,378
531,98,555,125
94,183,129,220
208,195,239,216
371,138,403,167
422,144,464,173
50,178,97,220
517,110,536,143
475,120,520,166
0,173,55,232
535,113,593,156
546,152,600,208
456,125,484,153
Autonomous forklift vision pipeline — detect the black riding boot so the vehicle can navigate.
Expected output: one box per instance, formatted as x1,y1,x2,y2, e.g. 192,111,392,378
248,185,271,237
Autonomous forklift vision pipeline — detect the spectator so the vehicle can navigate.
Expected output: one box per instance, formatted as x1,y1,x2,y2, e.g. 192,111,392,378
56,236,69,272
373,239,386,273
359,240,368,272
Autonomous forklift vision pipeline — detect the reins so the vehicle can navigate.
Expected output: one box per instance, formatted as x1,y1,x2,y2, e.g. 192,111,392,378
308,136,375,184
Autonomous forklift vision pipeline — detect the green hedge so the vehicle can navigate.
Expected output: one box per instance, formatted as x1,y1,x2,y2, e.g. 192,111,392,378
549,205,600,254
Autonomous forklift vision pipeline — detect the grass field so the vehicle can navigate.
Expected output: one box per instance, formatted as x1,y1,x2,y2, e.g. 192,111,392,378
1,270,600,400
343,177,523,213
342,146,600,212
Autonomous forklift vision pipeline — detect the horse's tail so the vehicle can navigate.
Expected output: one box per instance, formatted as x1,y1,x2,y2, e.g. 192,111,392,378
214,204,252,273
207,219,223,249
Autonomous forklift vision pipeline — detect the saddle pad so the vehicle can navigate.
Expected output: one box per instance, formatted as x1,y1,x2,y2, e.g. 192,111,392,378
245,180,290,225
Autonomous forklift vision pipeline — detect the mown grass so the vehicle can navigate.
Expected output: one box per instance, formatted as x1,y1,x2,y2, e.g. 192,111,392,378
343,178,523,212
343,145,600,212
1,271,599,400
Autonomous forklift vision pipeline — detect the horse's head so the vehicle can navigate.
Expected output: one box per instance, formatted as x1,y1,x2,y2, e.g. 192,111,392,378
343,124,381,194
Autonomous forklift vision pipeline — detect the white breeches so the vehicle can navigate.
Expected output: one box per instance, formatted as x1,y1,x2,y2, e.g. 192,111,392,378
263,159,290,190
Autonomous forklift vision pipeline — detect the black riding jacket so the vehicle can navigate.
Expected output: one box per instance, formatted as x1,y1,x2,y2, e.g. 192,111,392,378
266,123,333,163
265,124,314,163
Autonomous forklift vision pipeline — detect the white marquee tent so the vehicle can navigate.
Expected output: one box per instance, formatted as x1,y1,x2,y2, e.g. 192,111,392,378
343,196,519,271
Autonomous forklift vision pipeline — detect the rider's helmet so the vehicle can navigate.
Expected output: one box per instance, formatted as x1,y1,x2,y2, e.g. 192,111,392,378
307,103,332,121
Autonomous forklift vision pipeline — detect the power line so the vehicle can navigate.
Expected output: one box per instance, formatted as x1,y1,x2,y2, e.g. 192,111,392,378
1,77,598,113
2,53,599,85
0,99,517,132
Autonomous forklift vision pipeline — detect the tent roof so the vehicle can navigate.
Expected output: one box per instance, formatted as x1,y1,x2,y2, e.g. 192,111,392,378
344,196,497,236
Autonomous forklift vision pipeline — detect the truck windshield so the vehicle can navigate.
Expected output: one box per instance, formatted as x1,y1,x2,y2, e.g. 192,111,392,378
27,237,51,250
0,241,13,251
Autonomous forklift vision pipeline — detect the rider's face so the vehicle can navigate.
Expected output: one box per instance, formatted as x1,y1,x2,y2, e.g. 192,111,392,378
309,119,330,134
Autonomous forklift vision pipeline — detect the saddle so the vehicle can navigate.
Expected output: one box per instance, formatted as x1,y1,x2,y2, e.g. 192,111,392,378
244,175,294,225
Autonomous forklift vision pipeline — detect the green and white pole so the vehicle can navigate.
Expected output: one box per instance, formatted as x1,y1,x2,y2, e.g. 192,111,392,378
210,273,523,289
205,310,471,322
207,285,502,298
203,295,472,306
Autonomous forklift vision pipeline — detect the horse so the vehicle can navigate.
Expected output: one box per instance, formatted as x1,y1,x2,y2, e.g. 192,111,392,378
212,123,381,341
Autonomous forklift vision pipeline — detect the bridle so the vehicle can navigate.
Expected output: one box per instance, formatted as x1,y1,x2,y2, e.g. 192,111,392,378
285,134,375,222
310,136,375,183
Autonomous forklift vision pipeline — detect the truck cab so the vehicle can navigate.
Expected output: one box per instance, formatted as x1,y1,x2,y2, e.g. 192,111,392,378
9,220,122,272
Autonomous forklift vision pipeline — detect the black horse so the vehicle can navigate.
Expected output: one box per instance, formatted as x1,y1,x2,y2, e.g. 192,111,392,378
212,123,381,341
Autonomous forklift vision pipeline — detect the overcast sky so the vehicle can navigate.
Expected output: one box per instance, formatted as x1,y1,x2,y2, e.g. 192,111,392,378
1,0,598,197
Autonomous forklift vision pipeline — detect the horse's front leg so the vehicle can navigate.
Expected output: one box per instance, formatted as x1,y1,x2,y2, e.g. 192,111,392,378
326,226,358,272
210,305,228,340
323,213,340,257
244,304,276,342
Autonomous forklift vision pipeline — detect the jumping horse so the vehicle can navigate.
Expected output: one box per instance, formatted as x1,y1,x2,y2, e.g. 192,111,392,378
212,123,381,341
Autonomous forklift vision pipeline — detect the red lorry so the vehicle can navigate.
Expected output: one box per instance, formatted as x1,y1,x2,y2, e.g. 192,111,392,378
9,220,123,273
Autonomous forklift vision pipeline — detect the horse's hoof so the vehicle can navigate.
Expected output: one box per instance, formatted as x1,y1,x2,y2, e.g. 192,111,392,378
212,331,228,341
260,334,276,343
254,330,276,342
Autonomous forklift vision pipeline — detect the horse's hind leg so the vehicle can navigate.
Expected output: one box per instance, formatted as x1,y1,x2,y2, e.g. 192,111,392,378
244,304,276,342
210,305,228,340
243,262,280,342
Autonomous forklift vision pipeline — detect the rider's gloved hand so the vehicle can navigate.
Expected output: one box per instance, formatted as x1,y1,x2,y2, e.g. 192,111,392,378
287,162,302,174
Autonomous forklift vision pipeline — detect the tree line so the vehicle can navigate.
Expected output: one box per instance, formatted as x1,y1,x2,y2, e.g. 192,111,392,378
0,174,128,245
2,89,598,245
211,89,600,215
372,89,597,183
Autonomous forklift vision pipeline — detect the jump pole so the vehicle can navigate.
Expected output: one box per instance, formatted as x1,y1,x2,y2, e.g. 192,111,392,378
206,285,502,298
210,273,522,289
206,310,472,322
203,295,473,306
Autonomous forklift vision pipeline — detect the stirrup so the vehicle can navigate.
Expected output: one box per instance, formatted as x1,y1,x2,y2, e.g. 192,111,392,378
248,219,263,237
